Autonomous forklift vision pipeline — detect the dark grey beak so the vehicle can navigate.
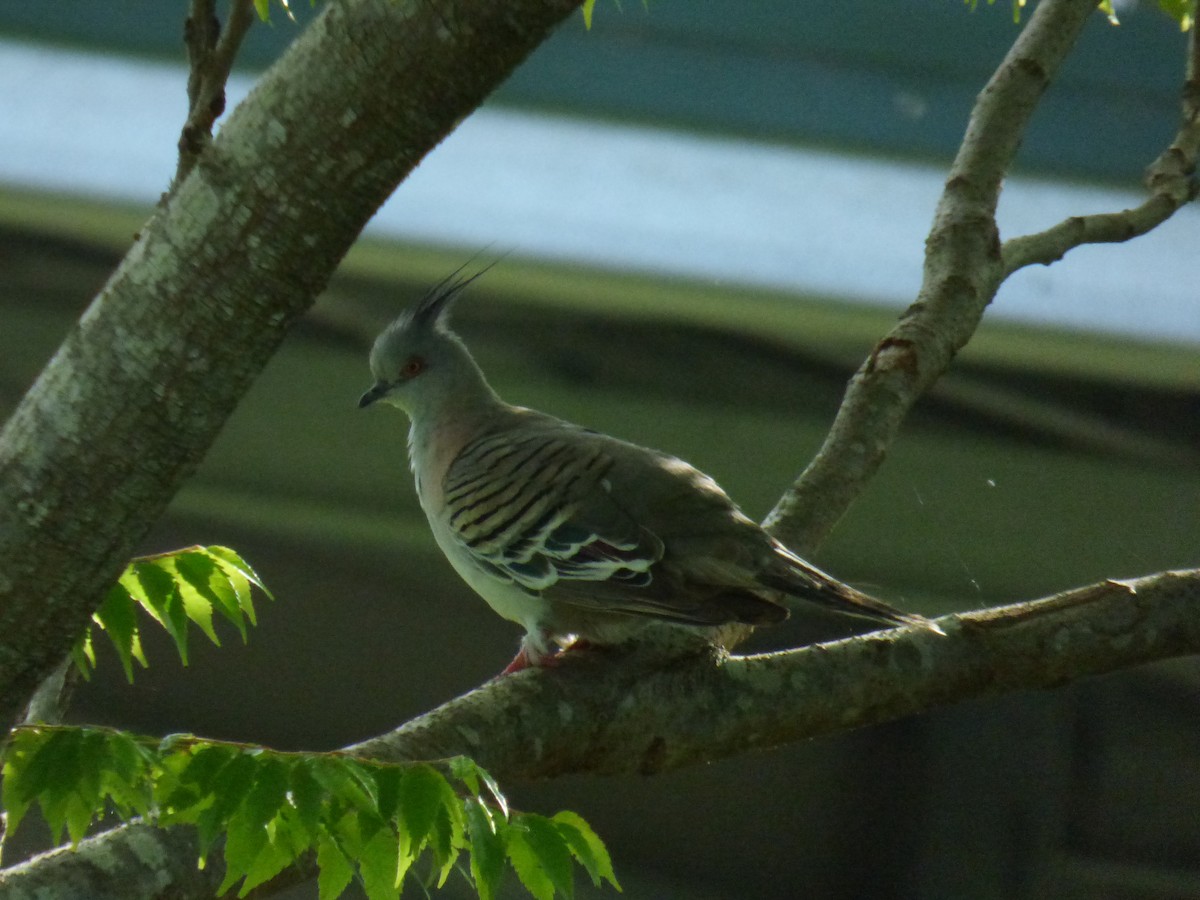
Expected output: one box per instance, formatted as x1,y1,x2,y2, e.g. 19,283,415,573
358,382,391,409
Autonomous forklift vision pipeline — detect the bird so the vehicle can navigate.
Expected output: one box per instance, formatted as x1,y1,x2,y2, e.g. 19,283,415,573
359,266,944,673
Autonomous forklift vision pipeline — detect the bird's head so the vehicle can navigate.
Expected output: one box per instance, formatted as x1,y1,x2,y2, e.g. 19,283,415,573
359,266,496,419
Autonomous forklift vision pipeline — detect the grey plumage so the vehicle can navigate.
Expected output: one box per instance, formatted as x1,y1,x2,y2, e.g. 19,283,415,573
361,268,942,672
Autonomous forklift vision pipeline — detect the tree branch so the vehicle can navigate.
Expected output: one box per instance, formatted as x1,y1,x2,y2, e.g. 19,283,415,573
0,0,584,738
763,0,1098,553
176,0,258,189
1000,15,1200,275
4,569,1197,898
346,569,1200,777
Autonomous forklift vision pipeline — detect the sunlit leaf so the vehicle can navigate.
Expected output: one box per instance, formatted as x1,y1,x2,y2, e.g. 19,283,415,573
358,824,401,900
553,810,620,890
466,798,507,900
94,583,140,681
316,832,356,900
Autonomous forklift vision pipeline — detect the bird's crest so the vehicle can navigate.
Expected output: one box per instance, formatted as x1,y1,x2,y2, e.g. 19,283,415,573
406,254,504,334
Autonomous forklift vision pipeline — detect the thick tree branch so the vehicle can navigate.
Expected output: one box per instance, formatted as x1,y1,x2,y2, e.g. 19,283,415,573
764,0,1098,553
4,569,1197,898
1001,17,1200,274
0,0,584,738
347,569,1200,776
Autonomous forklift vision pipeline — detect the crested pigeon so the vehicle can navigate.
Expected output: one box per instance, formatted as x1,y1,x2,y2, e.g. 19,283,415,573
360,269,942,673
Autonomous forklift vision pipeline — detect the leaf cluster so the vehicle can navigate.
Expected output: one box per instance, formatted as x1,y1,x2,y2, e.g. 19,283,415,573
75,545,271,682
1,726,619,900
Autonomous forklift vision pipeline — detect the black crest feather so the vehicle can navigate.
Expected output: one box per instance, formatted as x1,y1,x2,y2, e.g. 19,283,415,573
409,252,505,331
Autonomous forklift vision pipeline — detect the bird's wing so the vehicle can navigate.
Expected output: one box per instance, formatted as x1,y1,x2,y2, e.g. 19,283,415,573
442,426,660,590
440,423,780,626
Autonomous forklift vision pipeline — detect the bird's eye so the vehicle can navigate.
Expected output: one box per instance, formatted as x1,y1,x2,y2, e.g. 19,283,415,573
400,356,426,379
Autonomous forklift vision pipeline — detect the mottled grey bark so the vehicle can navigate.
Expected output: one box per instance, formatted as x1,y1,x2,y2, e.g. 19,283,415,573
3,0,1197,897
0,0,583,738
348,570,1200,776
764,0,1199,552
5,570,1198,899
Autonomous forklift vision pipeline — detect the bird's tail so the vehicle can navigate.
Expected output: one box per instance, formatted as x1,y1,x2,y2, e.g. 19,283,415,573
762,544,945,635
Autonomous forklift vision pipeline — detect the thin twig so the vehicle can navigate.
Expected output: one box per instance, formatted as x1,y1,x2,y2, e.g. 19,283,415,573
174,0,258,189
1001,20,1200,275
764,0,1098,554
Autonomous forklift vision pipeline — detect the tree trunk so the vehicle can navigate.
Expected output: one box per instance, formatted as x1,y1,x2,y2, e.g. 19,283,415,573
0,0,583,736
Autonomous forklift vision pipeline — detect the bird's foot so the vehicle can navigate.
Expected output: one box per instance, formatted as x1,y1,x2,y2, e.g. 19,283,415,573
497,637,603,676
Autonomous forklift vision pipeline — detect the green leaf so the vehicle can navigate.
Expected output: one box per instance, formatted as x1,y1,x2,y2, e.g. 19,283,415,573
160,743,237,820
372,764,402,822
317,832,356,900
514,813,574,900
94,583,141,681
465,799,506,900
289,760,324,842
207,544,273,607
101,731,155,818
237,755,291,827
171,551,227,645
431,803,461,887
449,756,508,818
237,830,296,896
132,559,190,664
219,811,270,895
552,811,620,890
507,820,556,900
71,629,95,678
396,764,449,865
310,758,378,812
194,751,260,855
582,0,596,28
358,824,402,900
253,0,270,21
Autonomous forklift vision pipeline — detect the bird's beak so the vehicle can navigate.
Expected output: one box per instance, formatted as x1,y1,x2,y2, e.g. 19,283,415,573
358,381,391,409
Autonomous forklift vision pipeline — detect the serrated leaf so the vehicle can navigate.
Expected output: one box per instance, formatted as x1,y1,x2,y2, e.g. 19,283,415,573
552,811,619,890
310,758,378,812
241,756,291,830
207,545,273,606
160,744,237,820
396,764,449,865
507,822,556,900
431,803,460,886
237,829,296,896
29,732,87,844
175,550,250,642
465,799,506,900
71,629,95,679
514,814,574,900
372,764,402,822
317,832,356,900
170,558,220,647
220,811,270,895
194,752,259,855
289,760,324,841
359,824,401,900
8,728,83,808
94,583,140,681
101,732,155,818
133,560,191,664
449,757,508,818
132,556,179,610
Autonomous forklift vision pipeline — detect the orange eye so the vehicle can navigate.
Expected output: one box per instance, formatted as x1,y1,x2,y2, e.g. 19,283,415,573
400,357,425,379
